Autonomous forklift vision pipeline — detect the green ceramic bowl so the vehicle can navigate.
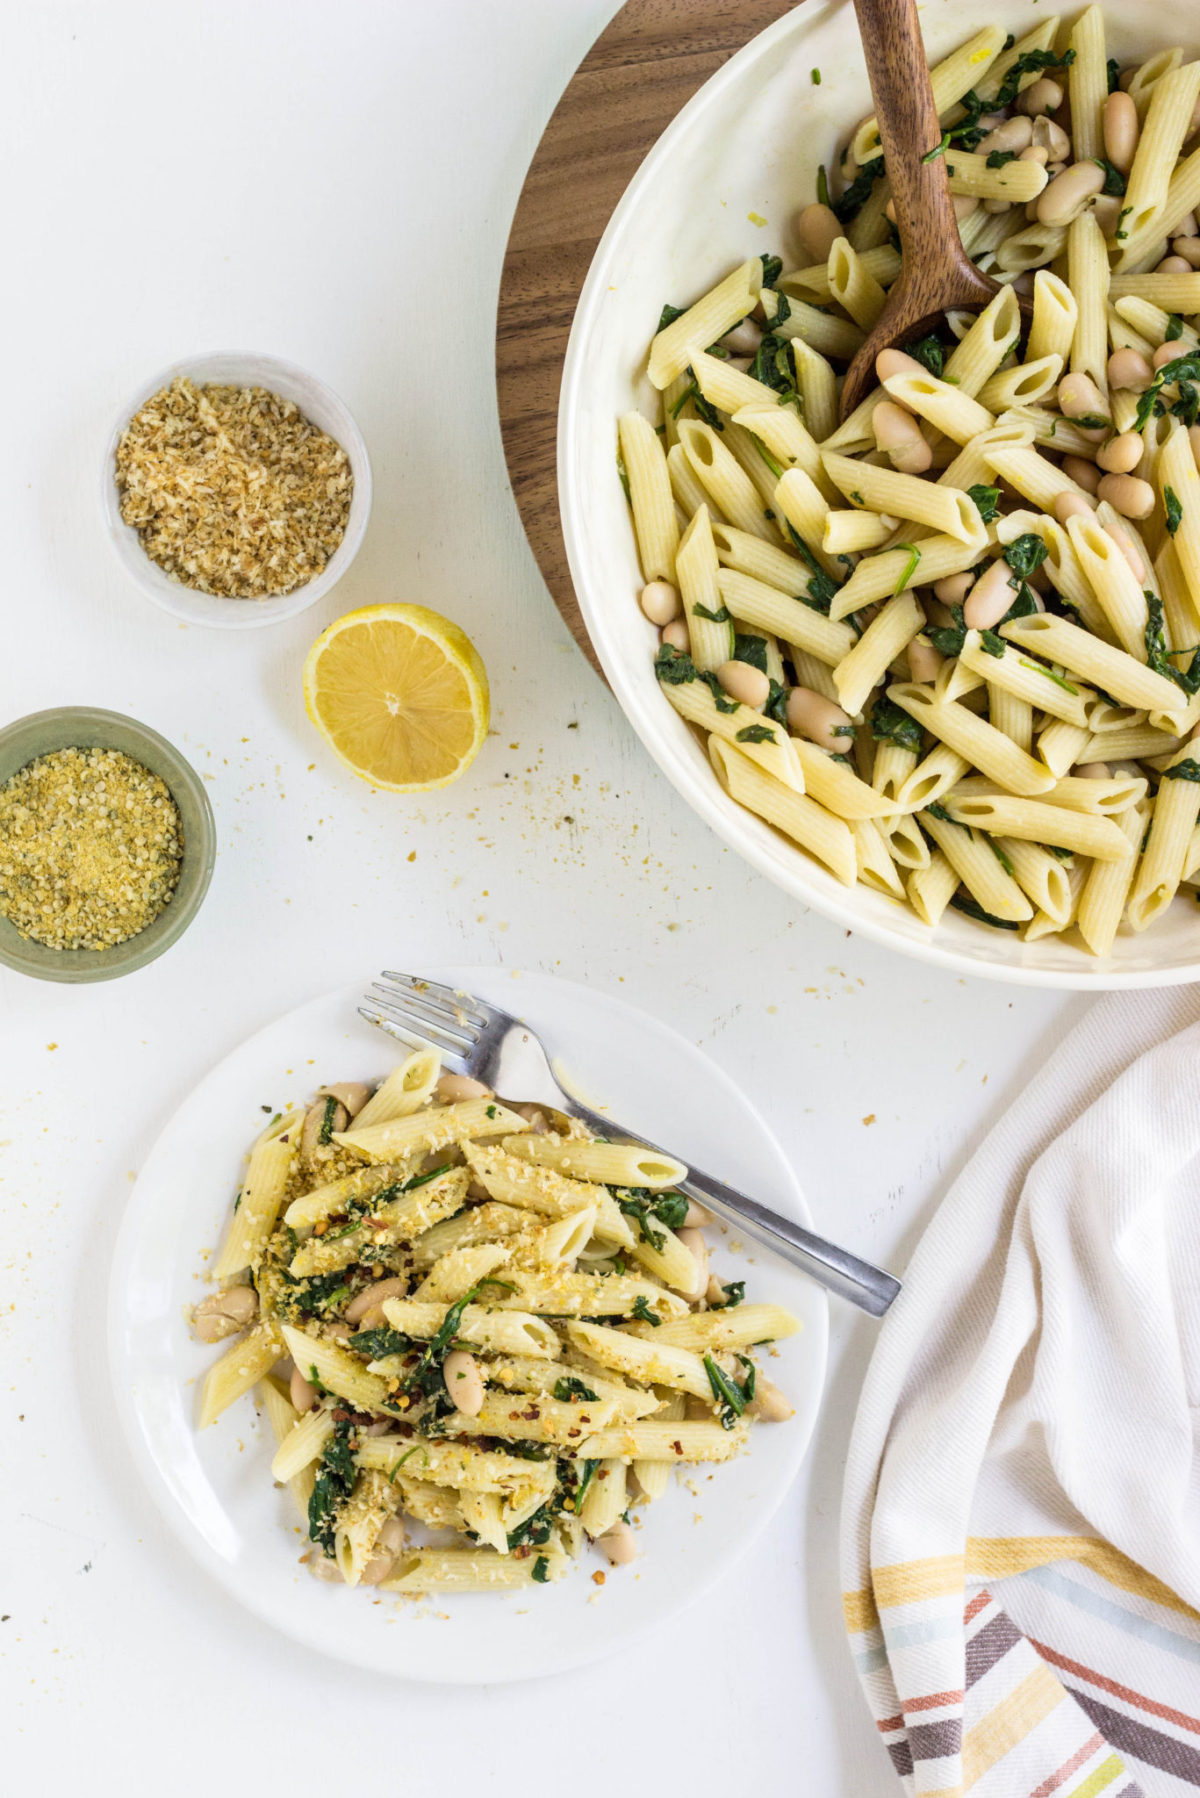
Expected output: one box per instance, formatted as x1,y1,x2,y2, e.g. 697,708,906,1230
0,707,215,982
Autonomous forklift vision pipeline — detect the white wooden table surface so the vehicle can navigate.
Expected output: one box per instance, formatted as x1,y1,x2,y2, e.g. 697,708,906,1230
0,3,1085,1788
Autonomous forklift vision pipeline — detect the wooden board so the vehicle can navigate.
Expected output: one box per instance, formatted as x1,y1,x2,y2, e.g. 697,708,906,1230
496,0,795,679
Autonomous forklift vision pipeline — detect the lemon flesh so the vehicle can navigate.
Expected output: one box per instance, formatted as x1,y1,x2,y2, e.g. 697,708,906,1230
303,604,489,792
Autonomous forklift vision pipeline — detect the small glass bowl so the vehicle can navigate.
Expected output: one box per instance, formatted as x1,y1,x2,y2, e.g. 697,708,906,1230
101,351,372,629
0,707,216,983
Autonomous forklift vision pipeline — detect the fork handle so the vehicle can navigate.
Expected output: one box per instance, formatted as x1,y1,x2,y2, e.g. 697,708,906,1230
677,1169,900,1317
565,1102,901,1317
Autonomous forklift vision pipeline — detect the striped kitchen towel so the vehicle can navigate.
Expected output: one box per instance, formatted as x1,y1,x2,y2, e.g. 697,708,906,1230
841,986,1200,1798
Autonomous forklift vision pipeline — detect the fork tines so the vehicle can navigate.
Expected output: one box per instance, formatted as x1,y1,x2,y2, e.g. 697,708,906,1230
359,972,486,1059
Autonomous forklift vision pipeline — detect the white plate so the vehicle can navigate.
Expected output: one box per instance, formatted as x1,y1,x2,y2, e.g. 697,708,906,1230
557,0,1200,990
108,969,828,1683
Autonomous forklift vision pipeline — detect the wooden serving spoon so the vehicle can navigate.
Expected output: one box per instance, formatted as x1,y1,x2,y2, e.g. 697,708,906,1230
838,0,1027,419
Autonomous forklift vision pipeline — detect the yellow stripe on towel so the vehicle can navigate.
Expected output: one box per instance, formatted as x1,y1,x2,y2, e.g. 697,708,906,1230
963,1661,1067,1787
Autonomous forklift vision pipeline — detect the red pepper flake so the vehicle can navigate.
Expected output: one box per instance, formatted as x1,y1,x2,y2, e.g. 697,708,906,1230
672,1440,683,1455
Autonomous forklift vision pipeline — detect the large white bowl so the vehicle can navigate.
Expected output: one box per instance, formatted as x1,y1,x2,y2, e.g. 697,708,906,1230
103,351,372,629
558,0,1200,989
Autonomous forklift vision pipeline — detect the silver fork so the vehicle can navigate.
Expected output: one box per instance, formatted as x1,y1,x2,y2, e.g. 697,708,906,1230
359,972,901,1317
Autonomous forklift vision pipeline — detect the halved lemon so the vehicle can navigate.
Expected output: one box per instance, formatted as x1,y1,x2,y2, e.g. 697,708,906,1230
303,604,489,792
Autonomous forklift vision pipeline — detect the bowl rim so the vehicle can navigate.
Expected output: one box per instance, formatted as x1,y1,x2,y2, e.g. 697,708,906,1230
555,10,1200,993
101,349,373,631
0,705,217,982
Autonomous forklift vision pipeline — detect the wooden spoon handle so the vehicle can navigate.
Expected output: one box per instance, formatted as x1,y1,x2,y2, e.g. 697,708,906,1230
850,0,959,261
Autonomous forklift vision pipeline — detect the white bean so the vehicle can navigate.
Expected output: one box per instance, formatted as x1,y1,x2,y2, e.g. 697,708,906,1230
978,116,1034,157
1062,455,1101,494
640,579,680,626
1032,116,1071,161
191,1285,258,1343
795,202,841,263
435,1072,491,1102
1038,160,1105,228
1107,347,1153,393
1053,490,1097,526
1057,372,1109,432
1074,761,1110,780
443,1348,485,1416
1097,473,1154,519
596,1521,637,1566
320,1082,372,1119
933,571,974,606
1102,90,1139,174
873,399,931,473
661,618,690,653
1172,237,1200,268
963,558,1017,630
344,1275,408,1325
716,660,770,708
745,1375,793,1422
1017,76,1063,116
1096,431,1143,475
907,636,943,683
785,686,855,751
1154,339,1184,372
875,348,927,384
1019,144,1049,167
290,1366,318,1413
1156,255,1192,275
683,1199,714,1226
307,1554,344,1583
301,1097,346,1163
360,1516,406,1586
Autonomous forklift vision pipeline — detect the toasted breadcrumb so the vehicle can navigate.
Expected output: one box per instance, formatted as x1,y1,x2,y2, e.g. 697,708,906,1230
0,747,182,949
115,377,352,598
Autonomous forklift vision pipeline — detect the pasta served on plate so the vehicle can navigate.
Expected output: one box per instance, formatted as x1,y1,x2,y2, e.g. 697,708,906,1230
191,1052,799,1595
620,8,1200,954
